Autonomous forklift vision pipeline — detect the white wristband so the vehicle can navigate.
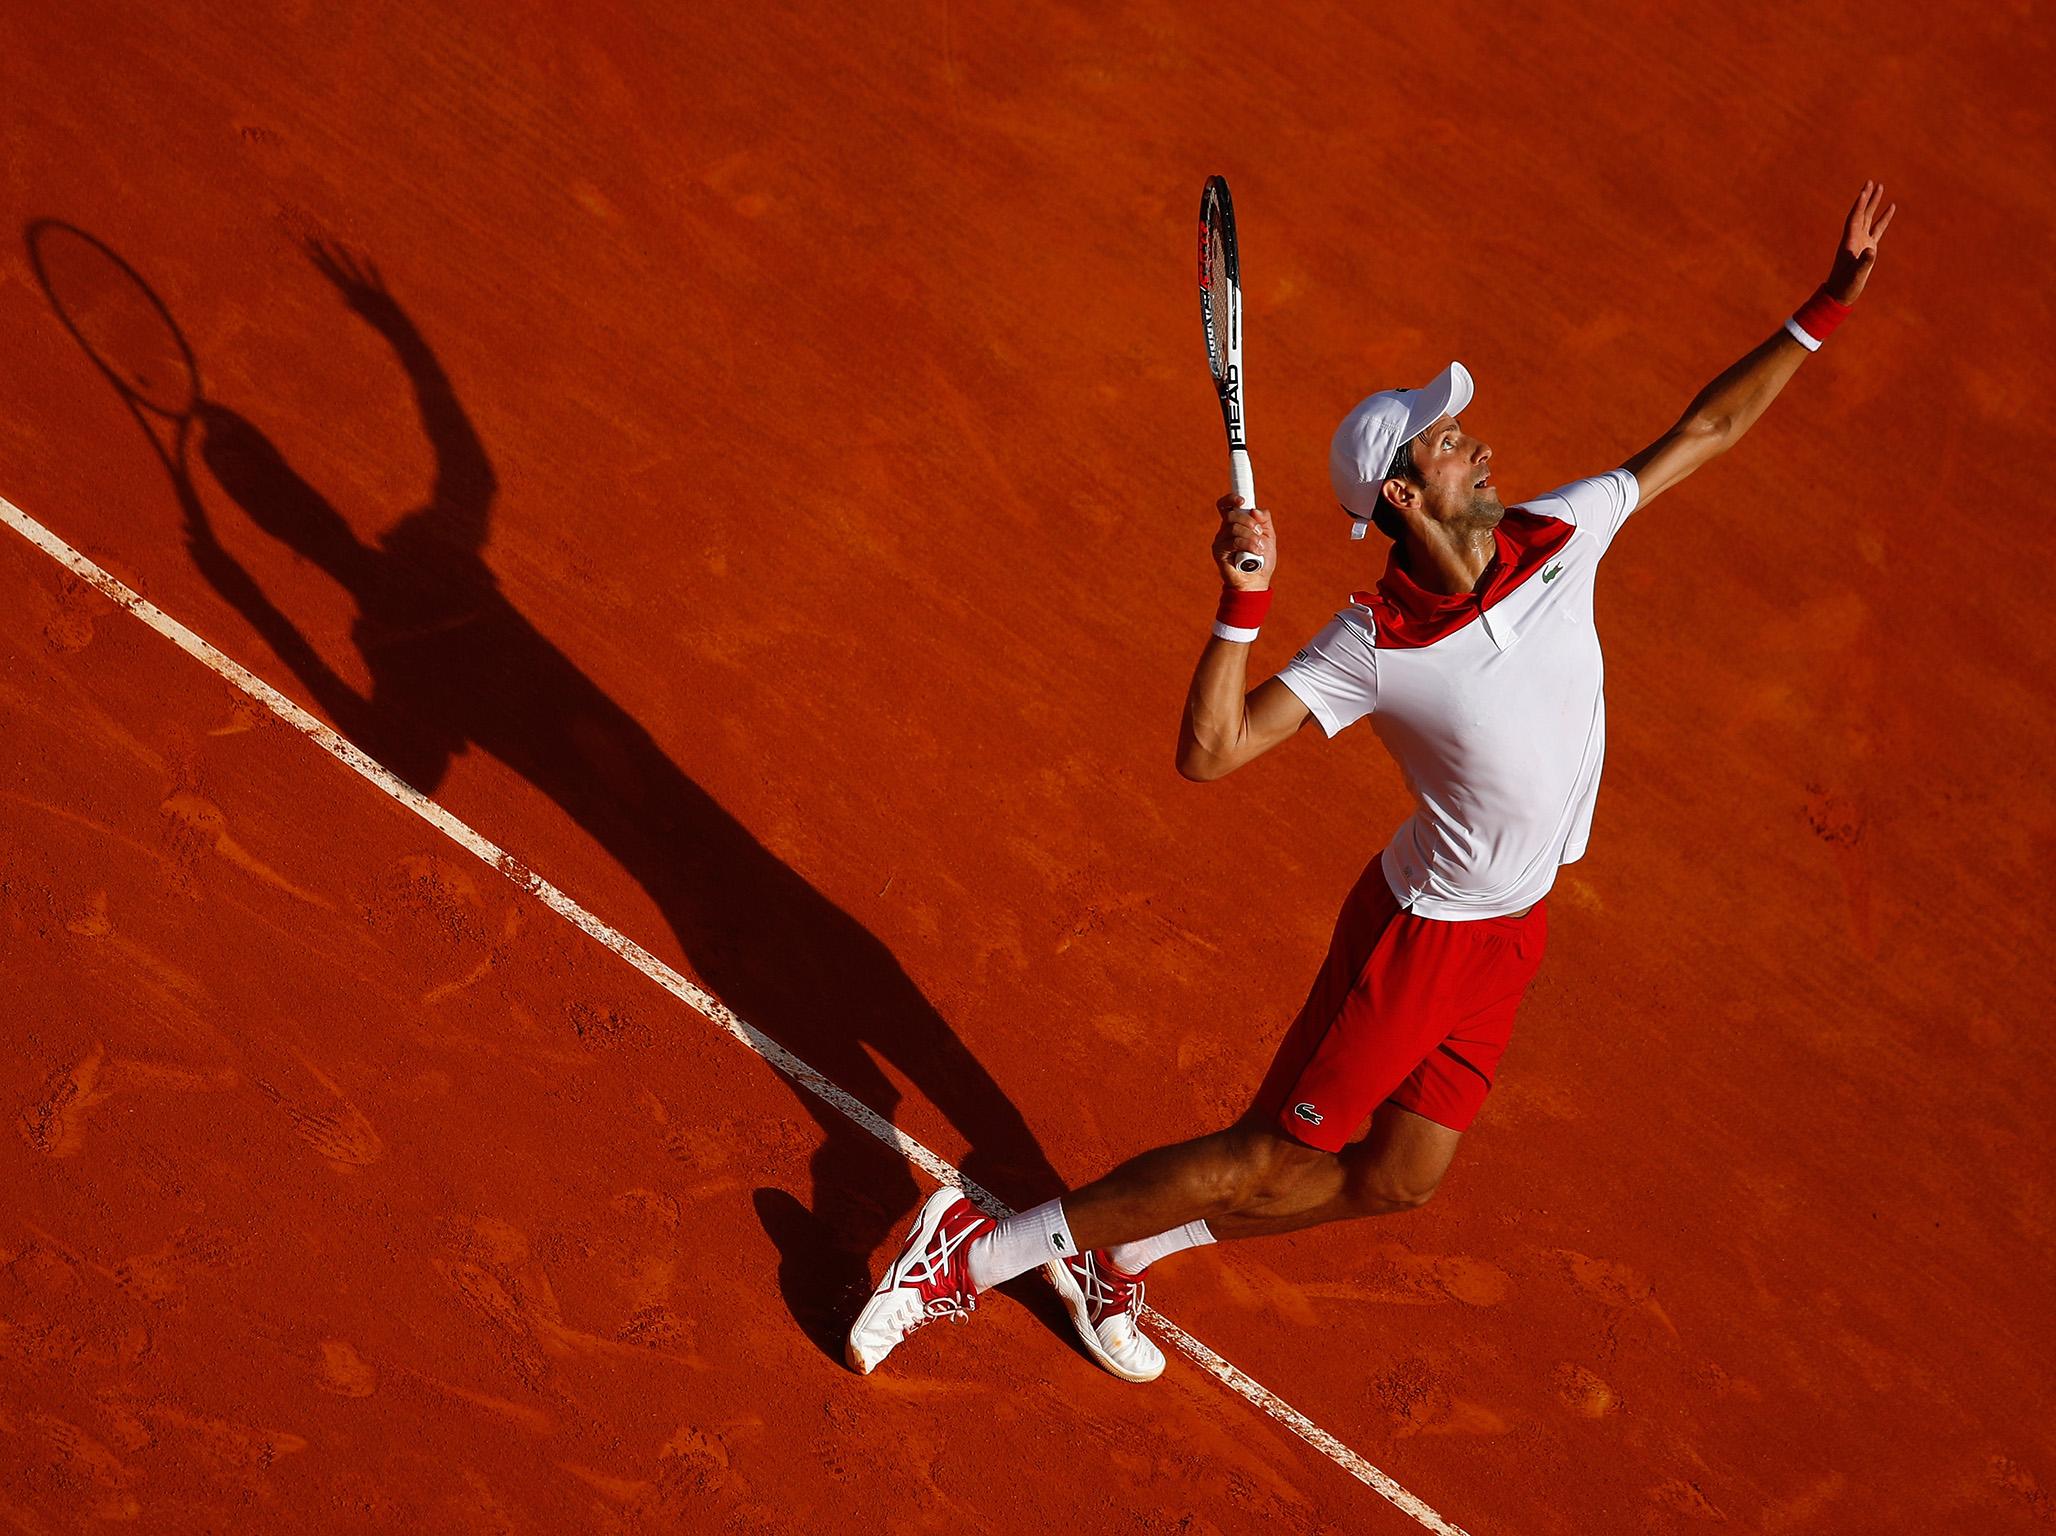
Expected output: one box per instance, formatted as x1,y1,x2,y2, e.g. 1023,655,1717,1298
1211,620,1261,643
1783,315,1824,352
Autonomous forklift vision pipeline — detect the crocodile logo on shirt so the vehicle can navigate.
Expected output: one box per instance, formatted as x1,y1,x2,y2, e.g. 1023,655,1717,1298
1542,563,1565,583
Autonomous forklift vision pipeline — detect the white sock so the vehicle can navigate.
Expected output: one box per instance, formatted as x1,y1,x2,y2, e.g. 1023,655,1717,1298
1106,1220,1216,1277
966,1198,1077,1291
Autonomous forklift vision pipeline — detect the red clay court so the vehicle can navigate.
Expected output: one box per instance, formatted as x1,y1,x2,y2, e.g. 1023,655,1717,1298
3,4,2051,1532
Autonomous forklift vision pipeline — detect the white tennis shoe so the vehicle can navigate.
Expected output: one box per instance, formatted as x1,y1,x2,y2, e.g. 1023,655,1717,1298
845,1187,994,1375
1043,1249,1165,1383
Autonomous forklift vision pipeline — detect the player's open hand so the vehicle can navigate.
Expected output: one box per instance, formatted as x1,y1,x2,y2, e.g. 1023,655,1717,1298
1214,494,1275,591
1826,180,1897,306
307,240,408,333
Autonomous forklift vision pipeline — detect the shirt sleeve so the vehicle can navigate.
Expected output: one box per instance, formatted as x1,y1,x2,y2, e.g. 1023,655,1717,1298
1518,469,1642,555
1276,611,1379,737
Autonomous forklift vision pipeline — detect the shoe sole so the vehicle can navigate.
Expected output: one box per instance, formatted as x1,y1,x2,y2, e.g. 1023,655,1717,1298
845,1187,967,1375
1041,1257,1164,1383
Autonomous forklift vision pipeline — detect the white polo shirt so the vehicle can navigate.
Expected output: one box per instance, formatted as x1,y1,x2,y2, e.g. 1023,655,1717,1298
1278,471,1640,921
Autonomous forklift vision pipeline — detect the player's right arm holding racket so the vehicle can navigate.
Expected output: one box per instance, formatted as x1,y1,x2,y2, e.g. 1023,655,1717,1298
1178,177,1312,780
1175,495,1312,781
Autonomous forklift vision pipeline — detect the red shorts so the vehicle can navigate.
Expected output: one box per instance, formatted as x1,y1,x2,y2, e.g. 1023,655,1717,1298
1250,861,1548,1150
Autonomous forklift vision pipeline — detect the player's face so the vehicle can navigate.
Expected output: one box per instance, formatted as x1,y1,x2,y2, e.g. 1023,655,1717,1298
1411,415,1502,526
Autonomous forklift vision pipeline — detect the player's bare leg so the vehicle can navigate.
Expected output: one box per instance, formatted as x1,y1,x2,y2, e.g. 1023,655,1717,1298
1004,1105,1456,1382
1207,1104,1462,1239
1060,1102,1460,1253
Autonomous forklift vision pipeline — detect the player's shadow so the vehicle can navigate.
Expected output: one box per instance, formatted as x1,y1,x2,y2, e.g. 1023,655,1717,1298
29,223,1059,1361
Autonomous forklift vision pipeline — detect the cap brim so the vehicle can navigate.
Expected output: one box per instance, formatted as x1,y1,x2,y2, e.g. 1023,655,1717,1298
1405,361,1474,441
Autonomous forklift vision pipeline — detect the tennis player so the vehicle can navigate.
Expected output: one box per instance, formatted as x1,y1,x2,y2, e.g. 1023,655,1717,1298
848,183,1895,1382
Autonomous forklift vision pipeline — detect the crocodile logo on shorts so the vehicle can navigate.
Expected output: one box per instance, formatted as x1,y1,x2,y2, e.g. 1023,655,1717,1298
1542,563,1565,583
1292,1102,1324,1126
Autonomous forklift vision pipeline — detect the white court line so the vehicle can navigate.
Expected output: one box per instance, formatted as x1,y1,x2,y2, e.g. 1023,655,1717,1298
1,493,1473,1536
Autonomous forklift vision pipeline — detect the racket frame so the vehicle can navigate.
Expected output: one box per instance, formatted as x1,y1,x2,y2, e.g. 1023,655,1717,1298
1199,176,1260,569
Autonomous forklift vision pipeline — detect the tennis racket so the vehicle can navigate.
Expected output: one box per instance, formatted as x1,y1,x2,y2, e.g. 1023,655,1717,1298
28,221,207,514
1198,175,1261,574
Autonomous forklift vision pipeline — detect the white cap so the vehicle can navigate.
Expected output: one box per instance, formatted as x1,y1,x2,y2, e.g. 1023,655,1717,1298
1329,361,1475,537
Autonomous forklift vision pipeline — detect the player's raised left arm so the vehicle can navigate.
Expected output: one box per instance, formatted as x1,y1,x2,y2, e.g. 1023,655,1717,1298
1624,181,1897,509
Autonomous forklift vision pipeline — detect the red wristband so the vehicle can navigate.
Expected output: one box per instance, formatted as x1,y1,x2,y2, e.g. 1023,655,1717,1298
1215,588,1273,629
1786,285,1852,351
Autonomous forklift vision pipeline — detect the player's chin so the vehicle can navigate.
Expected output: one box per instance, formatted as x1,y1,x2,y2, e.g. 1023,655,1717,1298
1470,490,1506,522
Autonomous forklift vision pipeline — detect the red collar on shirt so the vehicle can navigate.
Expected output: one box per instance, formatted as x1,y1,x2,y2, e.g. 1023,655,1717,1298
1349,508,1575,651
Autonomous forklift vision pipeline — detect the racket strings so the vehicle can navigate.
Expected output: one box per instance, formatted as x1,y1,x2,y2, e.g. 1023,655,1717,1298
30,224,201,419
1203,221,1234,380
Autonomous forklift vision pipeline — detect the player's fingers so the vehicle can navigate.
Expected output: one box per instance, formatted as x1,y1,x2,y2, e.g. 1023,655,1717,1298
1873,201,1896,239
1853,184,1880,240
1217,493,1245,515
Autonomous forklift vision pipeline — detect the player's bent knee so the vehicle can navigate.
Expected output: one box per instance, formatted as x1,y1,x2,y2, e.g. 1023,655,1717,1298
1236,1127,1336,1207
1387,1179,1439,1211
1349,1165,1442,1215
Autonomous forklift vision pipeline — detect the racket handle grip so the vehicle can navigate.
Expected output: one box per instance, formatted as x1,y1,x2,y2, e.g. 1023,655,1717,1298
1229,449,1264,574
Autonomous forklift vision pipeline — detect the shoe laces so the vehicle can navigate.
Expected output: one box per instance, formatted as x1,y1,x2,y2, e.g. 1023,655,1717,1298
1084,1256,1145,1323
878,1286,972,1345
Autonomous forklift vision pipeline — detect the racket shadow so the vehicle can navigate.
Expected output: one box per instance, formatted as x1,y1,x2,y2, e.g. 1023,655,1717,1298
27,221,1064,1363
